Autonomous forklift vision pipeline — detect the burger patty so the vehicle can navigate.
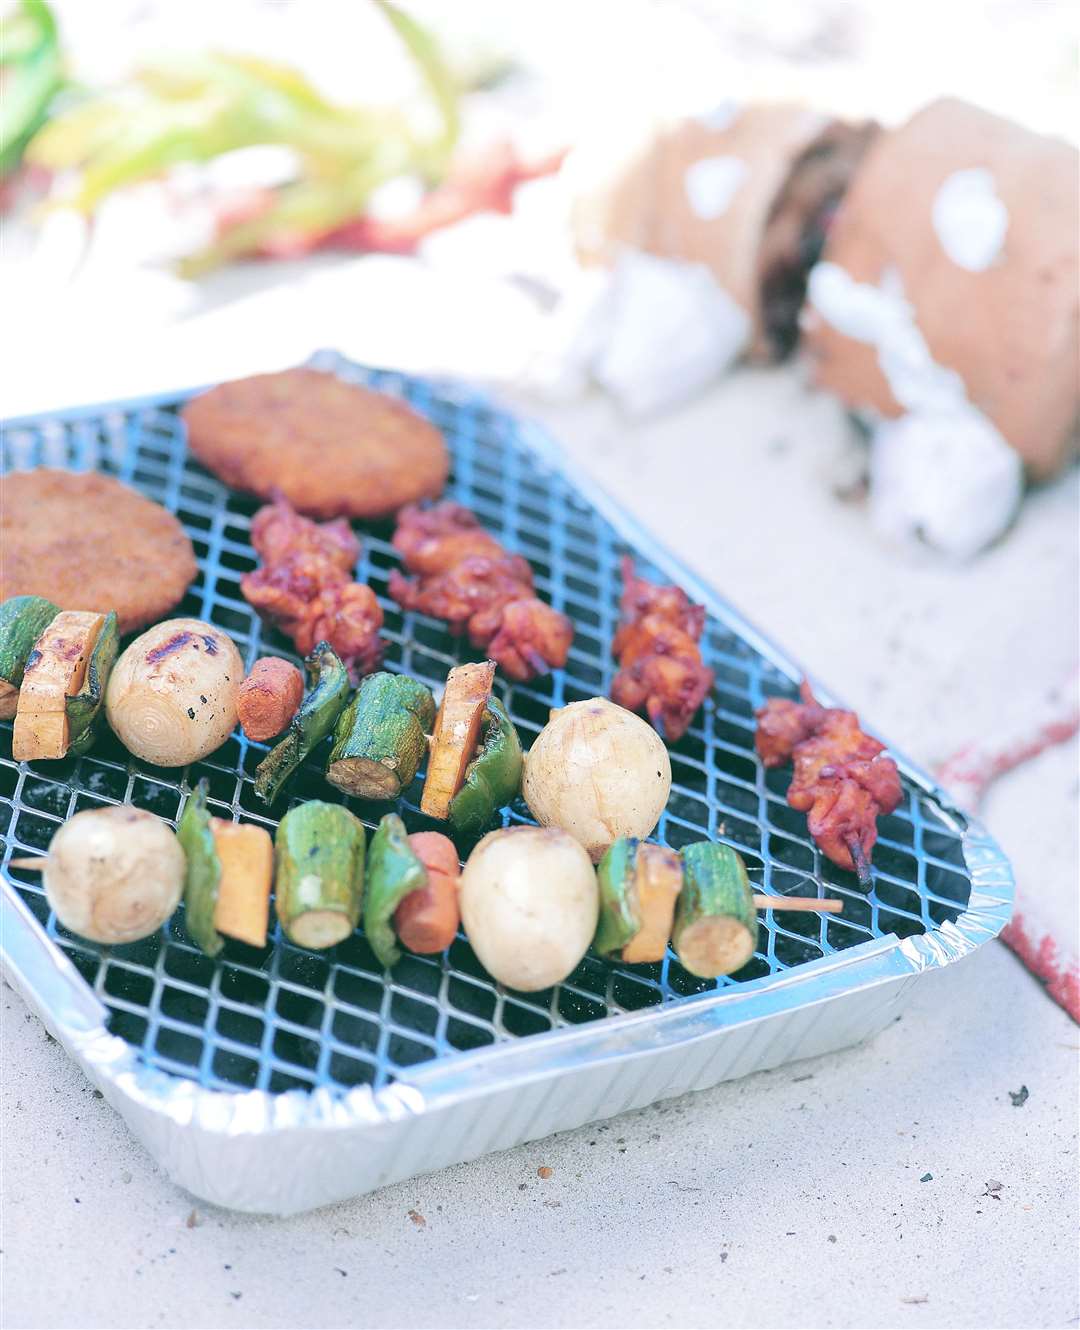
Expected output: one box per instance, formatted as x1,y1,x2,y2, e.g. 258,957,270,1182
181,368,450,520
0,469,197,633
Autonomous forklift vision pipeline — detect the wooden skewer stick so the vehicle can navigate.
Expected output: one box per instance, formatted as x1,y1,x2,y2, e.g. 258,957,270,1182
8,856,46,870
845,835,873,890
753,894,843,915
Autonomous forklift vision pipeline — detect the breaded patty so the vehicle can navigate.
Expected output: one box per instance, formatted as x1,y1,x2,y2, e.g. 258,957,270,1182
181,368,449,519
0,469,197,634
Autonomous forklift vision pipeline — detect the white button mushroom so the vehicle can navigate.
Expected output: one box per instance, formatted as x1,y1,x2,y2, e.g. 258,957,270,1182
522,697,672,861
459,827,599,992
106,619,243,766
42,805,186,945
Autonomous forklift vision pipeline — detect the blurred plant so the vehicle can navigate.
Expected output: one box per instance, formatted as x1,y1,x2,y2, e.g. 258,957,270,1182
24,0,462,274
1,0,63,180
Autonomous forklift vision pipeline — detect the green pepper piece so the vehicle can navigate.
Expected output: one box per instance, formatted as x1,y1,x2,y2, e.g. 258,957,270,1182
447,699,523,838
274,801,366,950
593,837,641,959
363,813,427,969
177,778,224,957
326,672,435,801
67,611,119,757
0,594,60,691
254,641,349,805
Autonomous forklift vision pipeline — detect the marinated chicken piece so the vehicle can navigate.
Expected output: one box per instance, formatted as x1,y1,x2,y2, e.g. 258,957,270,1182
250,496,360,573
487,598,574,682
241,497,383,681
615,557,706,644
389,503,573,682
392,502,485,567
610,561,713,743
390,556,529,637
754,684,902,882
292,582,385,676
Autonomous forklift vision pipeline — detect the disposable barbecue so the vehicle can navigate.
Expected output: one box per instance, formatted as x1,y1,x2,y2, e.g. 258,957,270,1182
756,682,902,886
611,557,714,742
388,501,573,682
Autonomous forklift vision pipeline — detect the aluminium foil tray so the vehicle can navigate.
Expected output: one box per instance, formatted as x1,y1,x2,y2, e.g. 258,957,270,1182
0,352,1013,1215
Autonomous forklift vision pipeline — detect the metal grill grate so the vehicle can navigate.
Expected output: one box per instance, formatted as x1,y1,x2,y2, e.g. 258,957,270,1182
0,353,972,1097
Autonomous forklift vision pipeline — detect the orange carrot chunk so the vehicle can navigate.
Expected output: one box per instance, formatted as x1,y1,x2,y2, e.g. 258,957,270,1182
395,831,460,954
238,657,304,742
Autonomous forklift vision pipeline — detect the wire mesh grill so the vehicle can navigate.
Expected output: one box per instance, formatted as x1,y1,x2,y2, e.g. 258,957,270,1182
0,353,972,1096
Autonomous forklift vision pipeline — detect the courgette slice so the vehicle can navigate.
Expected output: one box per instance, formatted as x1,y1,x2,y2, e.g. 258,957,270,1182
363,812,427,969
0,594,59,718
274,801,366,950
421,660,495,819
253,641,349,805
326,672,436,800
673,841,758,978
447,699,523,838
67,611,119,757
12,610,106,760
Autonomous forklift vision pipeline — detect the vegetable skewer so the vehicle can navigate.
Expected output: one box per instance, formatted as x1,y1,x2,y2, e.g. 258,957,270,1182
595,837,844,972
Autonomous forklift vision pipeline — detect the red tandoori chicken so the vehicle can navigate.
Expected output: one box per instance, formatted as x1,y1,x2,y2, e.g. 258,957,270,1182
389,502,573,682
611,558,714,743
241,496,384,679
755,681,902,885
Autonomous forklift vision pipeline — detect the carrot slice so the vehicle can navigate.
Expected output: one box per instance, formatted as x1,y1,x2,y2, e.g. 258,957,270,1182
395,831,460,954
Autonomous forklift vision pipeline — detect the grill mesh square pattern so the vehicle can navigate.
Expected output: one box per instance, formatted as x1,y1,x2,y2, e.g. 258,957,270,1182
0,355,971,1096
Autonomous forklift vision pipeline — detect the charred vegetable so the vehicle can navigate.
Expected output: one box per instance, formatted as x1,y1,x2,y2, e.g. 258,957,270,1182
39,805,185,945
522,697,672,861
0,594,59,719
179,781,275,956
274,801,365,950
237,656,305,742
364,814,460,968
66,611,119,757
448,698,522,838
12,610,106,760
326,671,435,800
106,618,243,767
254,642,349,804
594,838,683,964
421,661,495,819
459,826,598,991
673,841,758,978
